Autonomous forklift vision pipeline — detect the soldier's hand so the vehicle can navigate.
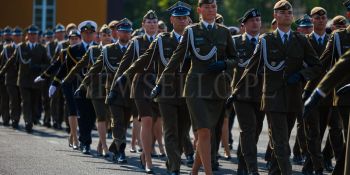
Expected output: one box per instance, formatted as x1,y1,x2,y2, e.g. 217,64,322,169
34,76,45,83
225,95,235,109
303,90,323,119
207,61,226,73
150,85,161,99
287,72,304,85
48,85,57,98
302,90,312,102
336,84,350,96
106,90,118,105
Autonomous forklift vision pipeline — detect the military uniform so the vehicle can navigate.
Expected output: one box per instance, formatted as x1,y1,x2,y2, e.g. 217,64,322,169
230,8,265,174
0,25,50,132
82,19,137,161
234,1,321,174
308,49,350,175
0,26,12,126
51,21,98,152
307,24,350,175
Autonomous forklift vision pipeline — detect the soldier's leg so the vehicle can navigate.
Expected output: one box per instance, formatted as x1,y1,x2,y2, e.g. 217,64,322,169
345,110,350,175
327,108,344,162
180,103,194,164
266,112,293,175
75,97,96,148
228,107,235,148
332,106,350,174
32,88,42,125
109,104,131,154
303,108,324,172
159,102,182,172
92,99,109,154
6,85,21,125
234,101,259,173
20,87,32,126
42,82,51,126
211,108,225,171
0,84,10,125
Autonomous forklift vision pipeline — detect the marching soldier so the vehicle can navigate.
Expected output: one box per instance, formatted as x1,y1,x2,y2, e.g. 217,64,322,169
107,10,159,173
0,27,23,129
0,26,12,126
331,15,347,31
227,8,264,175
0,25,50,133
150,0,236,174
49,21,98,154
108,20,119,43
304,49,350,175
234,1,321,174
63,24,112,157
114,2,192,174
295,14,314,35
304,1,350,174
78,18,135,163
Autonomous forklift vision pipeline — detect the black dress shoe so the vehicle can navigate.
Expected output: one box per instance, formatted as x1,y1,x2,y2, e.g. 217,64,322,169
82,145,91,154
324,159,334,172
25,123,33,133
293,155,304,165
11,121,19,129
237,168,248,175
186,155,194,166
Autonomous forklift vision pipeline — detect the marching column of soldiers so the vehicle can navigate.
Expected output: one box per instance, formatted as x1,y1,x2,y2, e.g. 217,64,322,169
2,0,350,174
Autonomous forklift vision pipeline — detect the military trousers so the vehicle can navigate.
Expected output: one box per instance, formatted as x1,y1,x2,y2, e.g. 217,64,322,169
41,81,51,124
266,112,296,175
158,101,191,172
108,104,132,154
0,84,10,123
332,106,350,175
19,87,41,125
75,97,96,146
293,112,308,158
6,85,21,122
233,100,265,172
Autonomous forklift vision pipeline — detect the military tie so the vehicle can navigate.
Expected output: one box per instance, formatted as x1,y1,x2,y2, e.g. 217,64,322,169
283,33,288,45
250,37,257,46
149,36,154,42
86,44,90,51
177,36,182,42
318,37,323,46
29,44,33,50
207,24,213,31
121,46,127,53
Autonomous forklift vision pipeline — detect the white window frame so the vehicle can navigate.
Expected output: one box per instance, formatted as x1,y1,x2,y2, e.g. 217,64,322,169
33,0,56,31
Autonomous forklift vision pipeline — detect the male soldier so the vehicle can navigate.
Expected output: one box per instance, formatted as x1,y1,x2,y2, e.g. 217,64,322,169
0,26,12,126
304,1,350,174
233,1,321,174
0,25,49,133
108,20,119,43
0,27,23,129
107,10,159,173
63,24,112,157
150,0,236,174
49,21,98,154
158,20,168,33
227,8,264,175
271,18,277,31
77,18,134,163
331,15,347,31
114,2,192,174
296,14,314,35
304,49,350,175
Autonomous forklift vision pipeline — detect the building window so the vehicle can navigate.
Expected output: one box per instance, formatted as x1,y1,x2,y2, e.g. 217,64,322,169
33,0,56,31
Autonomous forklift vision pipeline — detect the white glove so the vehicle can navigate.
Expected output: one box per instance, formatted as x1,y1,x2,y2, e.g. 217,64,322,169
34,76,45,83
48,85,57,98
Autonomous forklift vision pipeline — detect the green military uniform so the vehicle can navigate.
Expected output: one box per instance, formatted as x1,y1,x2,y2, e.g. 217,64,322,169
310,25,350,175
155,8,236,172
235,2,321,174
230,9,265,174
0,25,49,132
0,26,12,126
0,42,21,128
122,4,192,171
312,49,350,175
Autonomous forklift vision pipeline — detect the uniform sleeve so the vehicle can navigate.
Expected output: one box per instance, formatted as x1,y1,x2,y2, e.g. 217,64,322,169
41,50,64,79
224,29,237,74
64,49,90,83
298,36,322,81
123,39,158,78
318,50,350,94
81,55,103,87
157,29,189,84
0,47,17,76
52,60,68,87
